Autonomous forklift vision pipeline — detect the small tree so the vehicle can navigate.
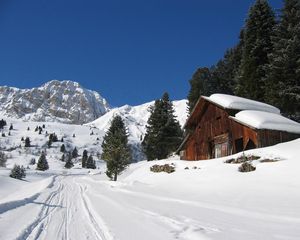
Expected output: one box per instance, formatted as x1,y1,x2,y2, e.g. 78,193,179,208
60,144,66,153
101,115,131,181
36,152,49,171
47,140,52,148
64,153,74,169
61,153,65,162
10,165,26,179
0,151,7,167
86,155,96,169
9,124,13,130
27,127,30,131
72,147,78,158
24,137,31,147
82,150,88,168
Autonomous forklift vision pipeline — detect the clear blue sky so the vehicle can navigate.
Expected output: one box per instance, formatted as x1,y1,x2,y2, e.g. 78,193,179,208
0,0,282,106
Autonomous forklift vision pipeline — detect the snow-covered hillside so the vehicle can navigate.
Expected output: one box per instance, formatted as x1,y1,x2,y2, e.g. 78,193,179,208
0,80,110,124
0,137,299,240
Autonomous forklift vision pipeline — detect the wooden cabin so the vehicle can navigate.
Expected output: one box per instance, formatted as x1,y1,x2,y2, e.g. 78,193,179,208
178,94,300,160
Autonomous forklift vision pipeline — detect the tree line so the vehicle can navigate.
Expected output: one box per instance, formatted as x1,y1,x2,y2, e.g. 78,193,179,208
187,0,300,122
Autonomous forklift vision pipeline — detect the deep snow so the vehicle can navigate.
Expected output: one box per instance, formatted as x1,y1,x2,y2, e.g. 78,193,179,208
0,138,300,240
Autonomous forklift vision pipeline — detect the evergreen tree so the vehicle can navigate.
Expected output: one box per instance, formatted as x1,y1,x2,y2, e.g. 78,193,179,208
64,153,74,169
86,155,96,169
0,119,6,129
266,0,300,121
60,144,66,153
211,31,244,95
10,164,26,179
187,67,213,114
142,92,183,160
61,153,65,162
36,152,49,171
72,147,78,158
47,140,52,148
24,137,31,147
236,0,275,102
101,115,131,181
82,149,88,168
9,124,13,130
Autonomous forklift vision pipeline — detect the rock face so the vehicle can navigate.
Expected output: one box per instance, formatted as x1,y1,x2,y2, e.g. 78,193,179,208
0,80,110,124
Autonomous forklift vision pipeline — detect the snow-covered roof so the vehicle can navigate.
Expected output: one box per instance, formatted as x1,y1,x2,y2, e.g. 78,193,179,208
232,110,300,134
204,94,280,114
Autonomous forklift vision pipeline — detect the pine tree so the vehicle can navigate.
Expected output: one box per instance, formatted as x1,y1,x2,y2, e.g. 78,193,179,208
64,153,74,169
86,155,96,169
187,67,213,114
211,31,244,95
266,0,300,121
60,144,66,153
36,152,49,171
236,0,275,102
61,153,65,162
9,124,13,130
72,147,78,158
24,137,31,147
82,150,88,168
142,92,183,160
101,115,131,181
10,165,26,179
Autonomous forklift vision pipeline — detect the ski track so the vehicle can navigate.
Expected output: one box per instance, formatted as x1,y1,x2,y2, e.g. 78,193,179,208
0,175,109,240
1,174,299,240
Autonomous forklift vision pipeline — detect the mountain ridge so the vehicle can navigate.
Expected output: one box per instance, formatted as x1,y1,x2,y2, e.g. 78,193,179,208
0,80,110,124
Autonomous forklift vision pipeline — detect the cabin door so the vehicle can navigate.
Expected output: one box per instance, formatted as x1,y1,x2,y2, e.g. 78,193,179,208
214,134,229,158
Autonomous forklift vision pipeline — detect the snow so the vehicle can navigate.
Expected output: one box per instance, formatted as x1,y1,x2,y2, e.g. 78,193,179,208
232,110,300,133
0,132,300,239
205,94,280,114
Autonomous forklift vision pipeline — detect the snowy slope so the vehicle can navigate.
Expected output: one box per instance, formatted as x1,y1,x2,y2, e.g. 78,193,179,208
0,138,299,240
0,80,110,124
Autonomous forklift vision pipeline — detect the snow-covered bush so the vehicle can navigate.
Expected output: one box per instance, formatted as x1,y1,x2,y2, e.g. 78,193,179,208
10,164,26,179
30,158,36,165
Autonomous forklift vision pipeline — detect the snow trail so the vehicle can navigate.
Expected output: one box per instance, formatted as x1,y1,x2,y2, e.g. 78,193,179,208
0,175,108,240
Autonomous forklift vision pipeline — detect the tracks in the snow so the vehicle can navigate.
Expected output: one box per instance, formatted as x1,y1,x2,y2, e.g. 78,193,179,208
9,175,113,240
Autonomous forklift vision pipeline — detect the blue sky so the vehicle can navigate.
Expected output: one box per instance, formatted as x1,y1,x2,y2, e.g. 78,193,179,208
0,0,282,106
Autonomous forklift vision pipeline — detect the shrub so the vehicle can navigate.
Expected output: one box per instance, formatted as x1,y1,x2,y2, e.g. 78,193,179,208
10,165,26,179
238,162,256,172
30,158,36,165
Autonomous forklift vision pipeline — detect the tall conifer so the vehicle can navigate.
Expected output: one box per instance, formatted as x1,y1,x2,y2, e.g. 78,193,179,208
236,0,275,101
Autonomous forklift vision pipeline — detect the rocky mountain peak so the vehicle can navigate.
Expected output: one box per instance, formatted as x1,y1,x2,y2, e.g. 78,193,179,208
0,80,110,124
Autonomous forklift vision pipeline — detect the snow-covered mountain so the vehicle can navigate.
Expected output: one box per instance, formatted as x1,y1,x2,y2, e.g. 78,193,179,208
0,80,110,124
